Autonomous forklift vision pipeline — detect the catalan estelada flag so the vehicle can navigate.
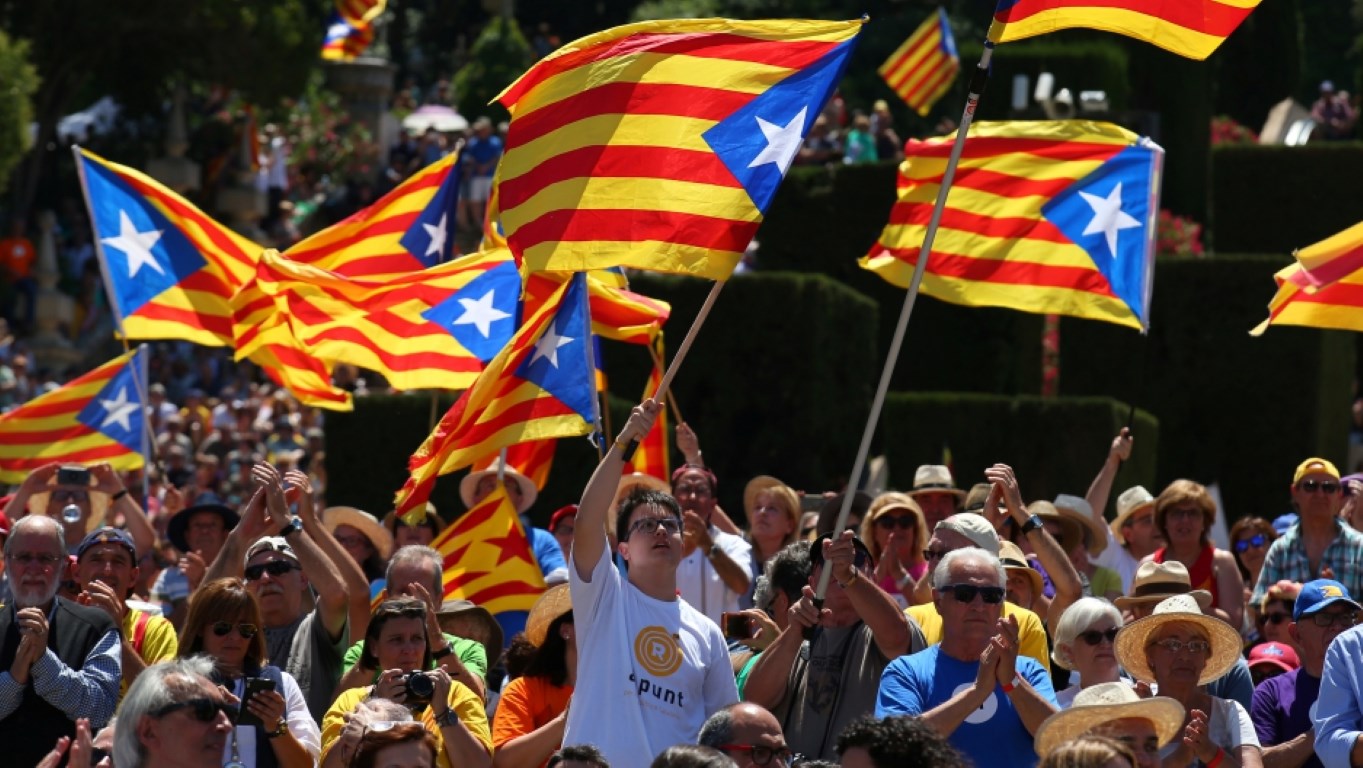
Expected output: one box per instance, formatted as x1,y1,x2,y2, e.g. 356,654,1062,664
1279,221,1363,294
321,0,385,60
494,18,864,279
526,269,672,346
394,273,596,516
472,440,558,492
861,120,1164,330
0,347,147,483
431,485,546,615
987,0,1260,61
879,9,959,117
626,335,670,480
75,149,258,347
1251,262,1363,336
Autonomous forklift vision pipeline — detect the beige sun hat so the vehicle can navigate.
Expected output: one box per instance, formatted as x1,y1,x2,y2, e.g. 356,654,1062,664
908,465,966,500
525,584,573,647
999,540,1044,599
1115,594,1243,685
1027,500,1084,554
1111,486,1156,545
1053,494,1108,557
437,598,504,665
322,506,394,561
1113,560,1213,612
613,472,670,515
1033,682,1186,756
459,457,538,513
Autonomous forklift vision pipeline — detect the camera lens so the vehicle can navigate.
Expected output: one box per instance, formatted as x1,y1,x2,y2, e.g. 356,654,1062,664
61,504,82,524
404,671,435,707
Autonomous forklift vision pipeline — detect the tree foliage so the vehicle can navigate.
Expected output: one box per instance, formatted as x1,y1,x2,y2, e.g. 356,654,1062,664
0,29,37,193
453,15,533,123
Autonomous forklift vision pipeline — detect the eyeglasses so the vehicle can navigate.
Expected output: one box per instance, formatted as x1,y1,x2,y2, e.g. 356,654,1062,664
52,490,89,503
1257,612,1290,627
1165,506,1204,521
628,516,682,538
923,548,949,562
6,553,64,569
672,483,712,498
210,621,259,639
717,744,795,767
1234,534,1268,553
937,584,1005,605
151,697,236,723
1308,610,1361,629
243,560,300,581
1148,638,1211,655
1299,479,1341,494
1077,627,1120,646
876,515,918,530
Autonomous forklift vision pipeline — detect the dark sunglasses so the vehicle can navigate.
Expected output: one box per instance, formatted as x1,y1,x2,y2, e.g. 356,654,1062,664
938,584,1005,604
1077,627,1120,646
1257,612,1291,627
151,697,236,723
923,548,949,562
875,515,918,530
1299,479,1341,494
244,560,300,581
211,621,259,638
1234,534,1268,553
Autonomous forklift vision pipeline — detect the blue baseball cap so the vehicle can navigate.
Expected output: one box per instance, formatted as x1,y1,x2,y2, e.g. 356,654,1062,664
76,527,137,561
1294,579,1362,621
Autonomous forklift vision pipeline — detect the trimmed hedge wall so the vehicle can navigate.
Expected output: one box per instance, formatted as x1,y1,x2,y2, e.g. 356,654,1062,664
882,393,1158,516
1210,144,1363,254
957,37,1131,121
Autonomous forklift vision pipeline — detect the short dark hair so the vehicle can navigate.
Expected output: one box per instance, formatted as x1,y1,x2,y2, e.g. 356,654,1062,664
550,744,610,768
615,488,682,544
360,597,431,670
760,541,812,609
649,745,734,768
836,715,963,767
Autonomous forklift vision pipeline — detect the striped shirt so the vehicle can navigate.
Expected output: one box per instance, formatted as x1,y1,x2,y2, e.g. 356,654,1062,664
1250,518,1363,608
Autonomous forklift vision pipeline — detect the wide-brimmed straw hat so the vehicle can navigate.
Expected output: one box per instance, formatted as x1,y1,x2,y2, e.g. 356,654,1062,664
459,458,538,513
1027,500,1085,554
525,584,573,647
908,465,966,500
1111,486,1156,544
1033,682,1185,756
168,502,240,553
1115,594,1243,685
999,540,1044,599
1113,561,1213,612
1053,494,1108,557
322,506,393,560
614,472,670,515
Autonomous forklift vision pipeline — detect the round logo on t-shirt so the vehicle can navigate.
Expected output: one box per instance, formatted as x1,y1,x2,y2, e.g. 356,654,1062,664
952,682,998,724
634,626,683,677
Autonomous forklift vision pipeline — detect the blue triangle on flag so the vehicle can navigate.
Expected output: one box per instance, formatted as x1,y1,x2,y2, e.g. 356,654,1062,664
515,274,595,421
76,350,145,452
421,260,521,363
399,165,461,268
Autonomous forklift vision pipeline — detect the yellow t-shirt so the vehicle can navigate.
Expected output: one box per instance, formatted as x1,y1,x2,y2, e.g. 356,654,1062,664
321,680,492,768
121,609,179,697
905,600,1052,673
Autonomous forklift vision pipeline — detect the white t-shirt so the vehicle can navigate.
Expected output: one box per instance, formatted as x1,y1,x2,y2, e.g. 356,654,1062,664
676,528,754,626
566,545,739,767
1091,525,1141,594
1157,696,1260,765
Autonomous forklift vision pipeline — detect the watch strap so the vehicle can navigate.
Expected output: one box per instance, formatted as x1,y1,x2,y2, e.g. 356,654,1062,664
1020,515,1043,535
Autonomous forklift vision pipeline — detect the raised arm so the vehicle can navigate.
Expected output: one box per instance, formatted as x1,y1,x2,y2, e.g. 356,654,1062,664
825,530,913,659
91,464,154,558
4,463,58,520
203,487,270,584
1084,428,1131,529
287,469,372,639
986,465,1082,628
255,463,348,638
573,400,658,580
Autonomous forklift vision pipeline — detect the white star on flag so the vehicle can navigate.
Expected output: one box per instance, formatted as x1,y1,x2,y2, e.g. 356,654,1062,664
98,387,140,432
422,213,448,259
747,105,808,175
100,210,167,277
1078,182,1141,257
529,321,574,369
453,289,511,338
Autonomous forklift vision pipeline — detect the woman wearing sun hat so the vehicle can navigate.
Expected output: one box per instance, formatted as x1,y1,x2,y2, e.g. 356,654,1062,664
491,584,575,768
859,491,929,608
322,506,394,589
1034,682,1185,767
1114,594,1262,767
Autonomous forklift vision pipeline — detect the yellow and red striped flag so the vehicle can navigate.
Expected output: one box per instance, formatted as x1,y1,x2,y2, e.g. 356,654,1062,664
987,0,1261,61
0,348,148,483
1251,262,1363,336
431,485,547,615
321,0,385,60
879,9,959,117
1279,220,1363,294
472,440,557,493
861,120,1164,330
494,18,863,279
626,335,670,480
394,274,596,516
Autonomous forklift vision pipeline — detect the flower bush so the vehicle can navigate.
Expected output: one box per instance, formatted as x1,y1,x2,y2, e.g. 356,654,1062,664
1211,115,1258,147
1157,209,1206,258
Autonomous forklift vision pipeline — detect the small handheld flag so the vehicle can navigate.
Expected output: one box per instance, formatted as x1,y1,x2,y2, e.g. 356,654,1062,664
879,9,959,116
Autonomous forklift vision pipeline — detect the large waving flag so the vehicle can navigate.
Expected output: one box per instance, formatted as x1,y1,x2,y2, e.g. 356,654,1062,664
494,18,863,279
987,0,1260,60
76,149,258,347
879,9,959,117
0,347,148,482
394,274,596,516
431,485,547,615
1251,262,1363,336
526,270,671,346
861,121,1164,330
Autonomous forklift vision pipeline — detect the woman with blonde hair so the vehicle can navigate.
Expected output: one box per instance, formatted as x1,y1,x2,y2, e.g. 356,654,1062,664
859,491,928,607
1039,735,1137,768
742,476,801,579
1051,598,1126,708
1142,480,1245,629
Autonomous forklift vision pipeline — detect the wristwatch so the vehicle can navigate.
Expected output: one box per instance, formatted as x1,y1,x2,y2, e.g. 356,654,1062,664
279,516,303,538
1019,514,1044,535
433,707,461,728
433,644,454,659
267,717,289,739
707,543,720,559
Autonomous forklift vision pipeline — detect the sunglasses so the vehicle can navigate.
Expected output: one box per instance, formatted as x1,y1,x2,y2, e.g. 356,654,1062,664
1234,534,1268,553
876,514,918,531
1077,627,1120,646
244,560,299,581
628,516,682,537
923,548,949,562
1308,610,1360,629
151,697,236,723
1148,638,1211,655
1299,479,1341,494
1257,612,1290,627
210,621,259,639
937,584,1005,604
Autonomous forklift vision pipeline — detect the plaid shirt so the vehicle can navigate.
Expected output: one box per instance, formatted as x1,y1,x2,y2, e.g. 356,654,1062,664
1250,518,1363,606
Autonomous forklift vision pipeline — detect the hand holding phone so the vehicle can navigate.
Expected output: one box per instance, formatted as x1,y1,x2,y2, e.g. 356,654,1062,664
236,677,277,728
722,612,753,641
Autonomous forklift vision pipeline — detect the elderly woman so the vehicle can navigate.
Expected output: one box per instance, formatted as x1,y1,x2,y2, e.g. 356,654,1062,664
492,585,575,768
1141,480,1245,629
178,577,320,767
1038,735,1137,768
743,476,800,580
1115,594,1262,767
860,491,929,608
1051,598,1126,708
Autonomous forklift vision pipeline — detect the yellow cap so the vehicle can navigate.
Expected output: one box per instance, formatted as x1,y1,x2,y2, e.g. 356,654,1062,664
1293,457,1340,484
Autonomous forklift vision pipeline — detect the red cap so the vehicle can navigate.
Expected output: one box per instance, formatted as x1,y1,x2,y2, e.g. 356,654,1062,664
549,504,578,532
1248,642,1300,673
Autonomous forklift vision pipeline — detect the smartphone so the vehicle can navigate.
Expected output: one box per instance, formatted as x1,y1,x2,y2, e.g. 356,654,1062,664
235,677,277,728
57,466,90,487
722,612,752,641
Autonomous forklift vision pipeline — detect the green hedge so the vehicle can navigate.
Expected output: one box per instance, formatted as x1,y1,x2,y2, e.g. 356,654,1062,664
957,36,1131,121
1210,144,1363,254
882,393,1157,516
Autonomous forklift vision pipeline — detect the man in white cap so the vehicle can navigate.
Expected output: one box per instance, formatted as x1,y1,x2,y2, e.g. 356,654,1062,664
908,464,964,531
1081,428,1162,594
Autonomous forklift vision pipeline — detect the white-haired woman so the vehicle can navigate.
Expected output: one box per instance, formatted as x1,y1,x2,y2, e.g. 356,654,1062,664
1052,598,1126,708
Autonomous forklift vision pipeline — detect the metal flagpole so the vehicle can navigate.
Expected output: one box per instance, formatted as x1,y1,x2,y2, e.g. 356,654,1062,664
811,42,998,608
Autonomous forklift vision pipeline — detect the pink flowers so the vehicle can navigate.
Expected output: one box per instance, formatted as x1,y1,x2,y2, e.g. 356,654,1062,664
1157,209,1206,258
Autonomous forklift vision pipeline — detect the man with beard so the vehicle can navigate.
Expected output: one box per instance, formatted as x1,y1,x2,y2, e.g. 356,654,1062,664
672,464,753,626
0,515,120,766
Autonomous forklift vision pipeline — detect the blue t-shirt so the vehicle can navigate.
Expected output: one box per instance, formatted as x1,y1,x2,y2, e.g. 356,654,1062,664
877,645,1055,768
464,135,503,178
1251,668,1322,768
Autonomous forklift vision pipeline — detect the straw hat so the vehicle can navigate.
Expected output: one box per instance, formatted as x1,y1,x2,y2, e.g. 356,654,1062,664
614,472,669,514
525,584,573,647
1113,561,1212,612
1033,682,1185,757
437,599,503,665
1114,594,1242,685
322,506,394,561
962,483,991,513
1053,494,1108,557
908,465,966,500
168,502,240,553
1111,486,1156,544
1027,501,1083,554
459,458,538,513
999,540,1044,599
